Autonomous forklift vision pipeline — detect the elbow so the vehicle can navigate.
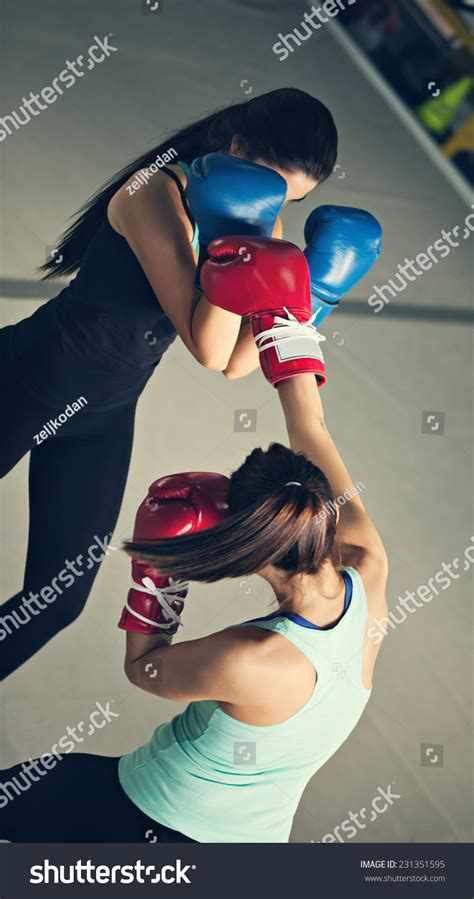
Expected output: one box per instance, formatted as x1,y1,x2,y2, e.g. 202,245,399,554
124,661,141,688
193,345,230,371
202,355,229,372
222,365,244,380
124,660,165,696
189,316,231,371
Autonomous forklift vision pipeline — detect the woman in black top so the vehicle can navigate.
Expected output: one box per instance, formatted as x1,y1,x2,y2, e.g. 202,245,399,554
0,88,338,678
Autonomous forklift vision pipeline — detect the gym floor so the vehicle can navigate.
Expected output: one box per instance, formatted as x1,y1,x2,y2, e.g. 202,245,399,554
0,0,471,843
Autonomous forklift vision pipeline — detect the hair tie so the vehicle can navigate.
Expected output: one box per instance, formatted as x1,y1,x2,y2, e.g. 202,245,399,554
285,481,302,487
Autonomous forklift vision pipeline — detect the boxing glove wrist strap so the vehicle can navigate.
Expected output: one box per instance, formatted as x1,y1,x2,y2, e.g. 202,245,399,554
254,308,326,355
127,575,188,630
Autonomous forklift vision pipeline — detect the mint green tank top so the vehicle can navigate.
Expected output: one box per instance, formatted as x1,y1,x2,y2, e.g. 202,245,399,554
118,567,371,843
176,161,199,254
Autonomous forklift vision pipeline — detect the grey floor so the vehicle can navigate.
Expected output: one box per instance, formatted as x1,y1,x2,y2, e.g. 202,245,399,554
0,0,472,843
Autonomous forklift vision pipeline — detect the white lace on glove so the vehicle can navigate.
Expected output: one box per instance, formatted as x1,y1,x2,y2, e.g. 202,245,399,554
126,576,189,630
255,306,326,359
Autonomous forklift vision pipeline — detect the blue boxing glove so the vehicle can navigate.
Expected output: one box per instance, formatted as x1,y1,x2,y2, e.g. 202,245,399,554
303,206,382,324
187,153,287,288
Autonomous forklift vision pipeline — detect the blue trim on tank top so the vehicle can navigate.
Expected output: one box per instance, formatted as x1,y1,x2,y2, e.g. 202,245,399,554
252,570,353,631
177,160,199,253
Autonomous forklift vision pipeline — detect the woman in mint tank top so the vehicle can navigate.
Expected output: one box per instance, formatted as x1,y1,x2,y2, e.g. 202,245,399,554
0,370,388,844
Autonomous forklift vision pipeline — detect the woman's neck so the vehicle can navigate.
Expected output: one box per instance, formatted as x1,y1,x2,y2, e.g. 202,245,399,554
270,562,347,626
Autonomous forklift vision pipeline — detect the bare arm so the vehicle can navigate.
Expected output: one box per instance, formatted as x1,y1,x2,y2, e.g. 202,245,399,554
124,627,264,703
108,168,241,371
278,375,387,568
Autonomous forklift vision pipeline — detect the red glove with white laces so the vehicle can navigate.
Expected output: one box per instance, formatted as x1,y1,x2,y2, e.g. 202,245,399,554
201,237,326,386
118,473,229,634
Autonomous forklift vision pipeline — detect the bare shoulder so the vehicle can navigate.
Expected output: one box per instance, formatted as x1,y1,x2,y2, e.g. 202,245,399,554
107,163,189,236
217,624,315,688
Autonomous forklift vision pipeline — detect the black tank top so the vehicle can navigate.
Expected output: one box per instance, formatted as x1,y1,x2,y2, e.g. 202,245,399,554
10,166,195,411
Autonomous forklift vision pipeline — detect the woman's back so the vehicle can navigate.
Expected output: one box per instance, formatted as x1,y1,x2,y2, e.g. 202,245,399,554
119,567,372,843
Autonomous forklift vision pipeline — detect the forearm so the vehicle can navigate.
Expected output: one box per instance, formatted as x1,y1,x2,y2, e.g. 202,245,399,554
190,293,242,370
223,320,260,379
191,213,281,377
278,375,365,513
278,376,385,551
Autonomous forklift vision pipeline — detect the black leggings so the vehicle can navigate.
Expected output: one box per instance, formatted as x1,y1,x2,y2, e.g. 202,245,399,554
0,342,138,679
0,754,196,842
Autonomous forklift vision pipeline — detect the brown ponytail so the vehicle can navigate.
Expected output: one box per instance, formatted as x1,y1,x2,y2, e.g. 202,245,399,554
124,443,337,583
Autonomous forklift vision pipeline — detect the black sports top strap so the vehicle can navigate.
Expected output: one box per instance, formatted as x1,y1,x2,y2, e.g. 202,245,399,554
160,165,195,232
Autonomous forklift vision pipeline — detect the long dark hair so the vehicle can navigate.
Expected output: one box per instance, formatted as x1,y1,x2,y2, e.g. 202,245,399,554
124,443,338,583
40,88,337,279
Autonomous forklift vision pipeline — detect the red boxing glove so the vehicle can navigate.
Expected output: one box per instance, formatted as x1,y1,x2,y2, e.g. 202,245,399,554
202,237,326,387
118,473,229,634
